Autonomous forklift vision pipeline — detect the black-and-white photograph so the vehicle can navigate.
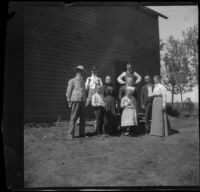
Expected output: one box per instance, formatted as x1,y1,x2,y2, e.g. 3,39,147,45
2,1,199,190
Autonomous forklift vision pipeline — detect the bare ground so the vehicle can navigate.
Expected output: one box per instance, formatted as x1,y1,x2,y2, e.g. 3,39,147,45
24,116,199,187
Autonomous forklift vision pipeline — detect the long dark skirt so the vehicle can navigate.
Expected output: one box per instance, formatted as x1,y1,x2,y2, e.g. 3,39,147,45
104,96,117,135
150,97,169,137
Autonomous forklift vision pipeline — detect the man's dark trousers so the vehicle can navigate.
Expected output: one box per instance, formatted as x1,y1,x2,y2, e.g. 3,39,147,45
69,102,85,137
94,106,104,135
144,97,153,131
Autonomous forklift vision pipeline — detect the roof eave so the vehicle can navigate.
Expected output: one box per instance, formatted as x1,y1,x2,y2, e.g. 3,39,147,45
64,2,168,19
140,6,168,19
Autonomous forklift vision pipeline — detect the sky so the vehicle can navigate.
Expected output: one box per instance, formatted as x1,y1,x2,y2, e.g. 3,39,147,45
147,6,199,103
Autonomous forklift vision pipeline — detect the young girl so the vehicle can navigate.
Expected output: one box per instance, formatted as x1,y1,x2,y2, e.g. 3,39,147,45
120,87,138,136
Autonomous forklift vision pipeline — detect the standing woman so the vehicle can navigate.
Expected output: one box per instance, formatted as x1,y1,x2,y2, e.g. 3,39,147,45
150,75,170,137
103,76,117,136
117,62,141,86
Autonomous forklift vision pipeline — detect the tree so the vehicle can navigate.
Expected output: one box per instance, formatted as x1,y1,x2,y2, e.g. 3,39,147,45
182,25,198,84
160,35,196,108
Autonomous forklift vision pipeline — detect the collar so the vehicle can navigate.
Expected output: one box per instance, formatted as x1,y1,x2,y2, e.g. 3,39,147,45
154,83,161,87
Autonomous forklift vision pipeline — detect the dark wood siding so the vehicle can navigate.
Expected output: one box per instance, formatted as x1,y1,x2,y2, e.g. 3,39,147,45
24,6,160,121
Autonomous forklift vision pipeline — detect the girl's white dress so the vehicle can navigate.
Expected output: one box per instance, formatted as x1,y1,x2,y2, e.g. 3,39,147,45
121,96,138,127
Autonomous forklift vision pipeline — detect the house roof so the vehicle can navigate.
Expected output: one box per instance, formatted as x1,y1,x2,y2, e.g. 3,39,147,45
63,2,168,19
138,6,168,19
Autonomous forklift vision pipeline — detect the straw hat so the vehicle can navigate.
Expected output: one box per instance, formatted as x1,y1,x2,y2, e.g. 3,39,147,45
75,65,84,71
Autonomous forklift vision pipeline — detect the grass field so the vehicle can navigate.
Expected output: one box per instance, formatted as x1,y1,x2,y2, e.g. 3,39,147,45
24,115,199,187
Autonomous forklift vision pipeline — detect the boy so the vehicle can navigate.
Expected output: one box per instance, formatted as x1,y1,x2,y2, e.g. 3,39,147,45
91,85,105,135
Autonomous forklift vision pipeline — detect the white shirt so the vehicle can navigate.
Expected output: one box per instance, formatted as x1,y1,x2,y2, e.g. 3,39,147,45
85,74,103,90
126,85,135,91
147,85,153,97
92,93,105,107
152,83,167,107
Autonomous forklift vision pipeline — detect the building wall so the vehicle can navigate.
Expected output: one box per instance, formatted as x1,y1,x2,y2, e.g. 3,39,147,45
24,6,160,121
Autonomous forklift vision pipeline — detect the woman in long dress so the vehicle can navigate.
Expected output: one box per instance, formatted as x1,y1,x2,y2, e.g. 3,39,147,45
150,75,170,137
103,76,117,136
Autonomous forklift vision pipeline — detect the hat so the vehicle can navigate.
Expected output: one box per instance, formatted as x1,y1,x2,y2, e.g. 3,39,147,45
75,65,84,71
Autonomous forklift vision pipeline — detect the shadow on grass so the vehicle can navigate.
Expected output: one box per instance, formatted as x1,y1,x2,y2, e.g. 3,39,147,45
85,131,98,137
167,116,180,136
169,128,180,135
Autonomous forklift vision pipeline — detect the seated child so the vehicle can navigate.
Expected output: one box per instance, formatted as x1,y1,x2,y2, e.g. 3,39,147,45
91,85,105,135
120,87,138,136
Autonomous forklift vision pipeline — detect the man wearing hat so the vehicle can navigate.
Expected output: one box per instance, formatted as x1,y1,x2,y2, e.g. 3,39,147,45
66,65,86,140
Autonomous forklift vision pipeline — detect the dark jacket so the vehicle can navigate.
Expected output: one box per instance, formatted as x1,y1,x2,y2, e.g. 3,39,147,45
103,84,115,97
141,84,154,106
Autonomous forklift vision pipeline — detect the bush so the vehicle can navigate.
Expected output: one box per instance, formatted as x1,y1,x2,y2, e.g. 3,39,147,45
166,103,180,118
182,98,195,118
184,98,195,113
167,100,196,119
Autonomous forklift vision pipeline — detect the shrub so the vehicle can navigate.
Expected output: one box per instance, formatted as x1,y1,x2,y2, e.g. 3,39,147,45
166,103,180,118
183,98,195,118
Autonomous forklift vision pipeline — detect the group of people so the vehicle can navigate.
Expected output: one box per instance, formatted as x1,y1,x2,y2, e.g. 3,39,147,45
66,62,170,140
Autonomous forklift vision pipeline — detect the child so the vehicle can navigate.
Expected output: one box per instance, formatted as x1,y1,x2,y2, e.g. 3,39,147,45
91,85,105,135
120,87,138,136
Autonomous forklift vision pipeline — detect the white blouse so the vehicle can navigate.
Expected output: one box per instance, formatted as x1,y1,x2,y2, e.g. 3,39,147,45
91,93,105,107
152,83,167,107
85,74,103,90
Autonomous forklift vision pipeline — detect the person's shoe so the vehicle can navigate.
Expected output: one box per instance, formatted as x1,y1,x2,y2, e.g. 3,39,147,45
124,132,129,136
102,134,110,138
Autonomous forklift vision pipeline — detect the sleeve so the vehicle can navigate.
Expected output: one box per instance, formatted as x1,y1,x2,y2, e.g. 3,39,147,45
134,72,142,84
103,85,108,97
117,72,126,84
66,79,74,102
85,77,90,90
161,85,167,107
118,86,125,100
120,97,125,108
152,86,156,96
99,78,103,86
